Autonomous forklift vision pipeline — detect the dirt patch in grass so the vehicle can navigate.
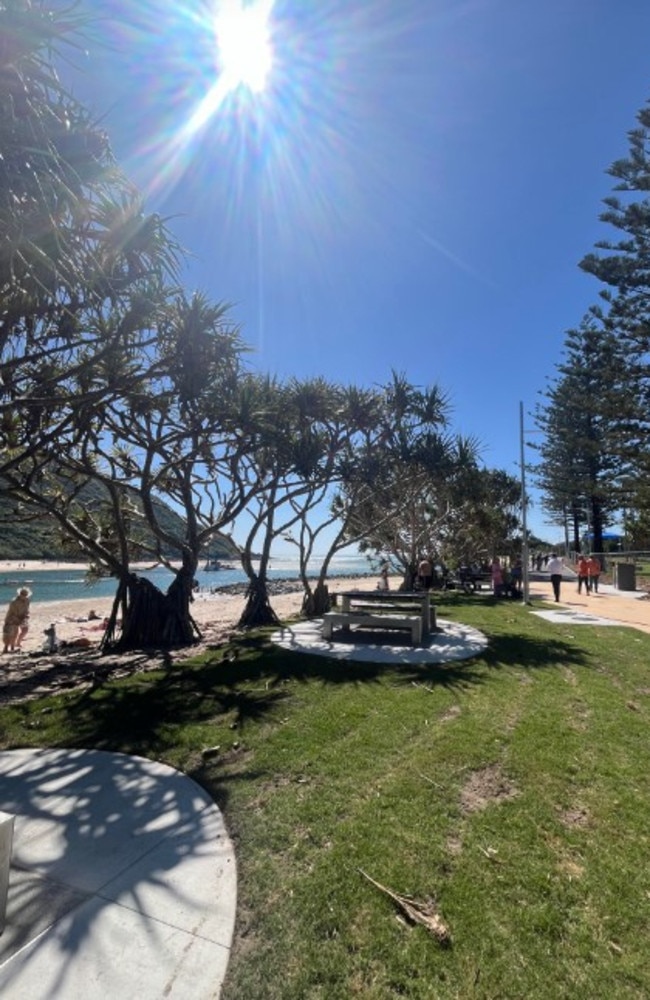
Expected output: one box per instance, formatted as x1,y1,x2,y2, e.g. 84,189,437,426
440,704,461,722
446,834,463,856
568,699,591,731
459,763,518,814
557,805,590,828
556,857,585,879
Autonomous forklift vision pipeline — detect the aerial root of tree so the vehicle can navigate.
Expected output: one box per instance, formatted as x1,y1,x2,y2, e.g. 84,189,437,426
302,582,331,617
237,577,281,629
101,575,201,652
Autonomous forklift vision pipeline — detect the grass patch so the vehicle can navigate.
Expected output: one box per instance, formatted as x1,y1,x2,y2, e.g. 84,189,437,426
2,593,650,997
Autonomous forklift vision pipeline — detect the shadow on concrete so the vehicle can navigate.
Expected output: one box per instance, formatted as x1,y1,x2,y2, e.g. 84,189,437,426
0,748,235,999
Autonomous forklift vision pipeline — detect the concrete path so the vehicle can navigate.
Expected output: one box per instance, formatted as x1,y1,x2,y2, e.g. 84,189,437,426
529,577,650,634
0,748,236,999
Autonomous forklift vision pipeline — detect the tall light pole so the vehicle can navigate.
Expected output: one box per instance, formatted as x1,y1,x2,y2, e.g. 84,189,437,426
519,401,530,604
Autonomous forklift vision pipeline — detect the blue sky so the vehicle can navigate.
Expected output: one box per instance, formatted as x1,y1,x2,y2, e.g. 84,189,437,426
66,0,650,543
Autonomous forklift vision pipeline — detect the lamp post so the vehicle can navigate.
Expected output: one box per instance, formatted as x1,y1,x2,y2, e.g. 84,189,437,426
519,401,530,604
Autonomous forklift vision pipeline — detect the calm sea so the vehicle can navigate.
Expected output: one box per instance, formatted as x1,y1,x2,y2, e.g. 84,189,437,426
0,554,374,606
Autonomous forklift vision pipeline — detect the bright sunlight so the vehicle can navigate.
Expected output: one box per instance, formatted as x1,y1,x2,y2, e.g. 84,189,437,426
215,0,274,94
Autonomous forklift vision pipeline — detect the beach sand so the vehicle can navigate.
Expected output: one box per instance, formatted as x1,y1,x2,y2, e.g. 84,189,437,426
0,574,374,656
0,573,380,706
4,561,650,654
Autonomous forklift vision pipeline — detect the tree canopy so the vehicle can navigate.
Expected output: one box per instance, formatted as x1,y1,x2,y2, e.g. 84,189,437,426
537,96,650,551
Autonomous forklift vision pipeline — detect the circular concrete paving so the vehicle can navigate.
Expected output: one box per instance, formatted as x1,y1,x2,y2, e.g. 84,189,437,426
0,748,236,999
272,617,488,664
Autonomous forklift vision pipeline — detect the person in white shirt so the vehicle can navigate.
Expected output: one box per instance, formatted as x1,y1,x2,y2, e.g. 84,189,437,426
546,554,564,602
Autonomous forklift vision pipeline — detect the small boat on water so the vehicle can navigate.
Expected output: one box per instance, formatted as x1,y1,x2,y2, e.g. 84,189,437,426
203,559,236,572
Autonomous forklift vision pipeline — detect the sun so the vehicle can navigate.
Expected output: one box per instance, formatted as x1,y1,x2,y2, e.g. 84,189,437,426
215,0,274,94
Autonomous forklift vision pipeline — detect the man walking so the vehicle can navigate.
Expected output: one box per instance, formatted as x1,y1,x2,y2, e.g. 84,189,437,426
547,553,564,603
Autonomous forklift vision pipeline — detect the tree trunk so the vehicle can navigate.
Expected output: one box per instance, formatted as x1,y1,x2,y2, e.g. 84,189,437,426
302,581,330,617
571,511,581,553
101,572,201,652
237,575,281,629
590,496,604,557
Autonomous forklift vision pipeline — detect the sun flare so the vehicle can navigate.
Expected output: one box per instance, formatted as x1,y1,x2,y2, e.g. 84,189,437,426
215,0,274,94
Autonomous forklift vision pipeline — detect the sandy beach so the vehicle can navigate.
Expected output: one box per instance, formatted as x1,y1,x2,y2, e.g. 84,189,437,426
0,568,373,656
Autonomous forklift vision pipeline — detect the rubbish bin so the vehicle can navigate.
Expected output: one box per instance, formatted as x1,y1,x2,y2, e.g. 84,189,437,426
614,562,636,591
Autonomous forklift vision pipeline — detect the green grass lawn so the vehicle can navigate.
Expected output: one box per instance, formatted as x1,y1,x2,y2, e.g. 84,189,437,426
2,593,650,998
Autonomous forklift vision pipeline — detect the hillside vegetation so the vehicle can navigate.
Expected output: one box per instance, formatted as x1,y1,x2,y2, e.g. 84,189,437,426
0,491,239,562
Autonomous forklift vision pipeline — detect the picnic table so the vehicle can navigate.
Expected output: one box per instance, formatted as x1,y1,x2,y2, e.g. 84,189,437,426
323,590,434,646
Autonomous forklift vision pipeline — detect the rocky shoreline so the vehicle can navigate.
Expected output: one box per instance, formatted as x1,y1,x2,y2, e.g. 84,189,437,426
206,574,373,598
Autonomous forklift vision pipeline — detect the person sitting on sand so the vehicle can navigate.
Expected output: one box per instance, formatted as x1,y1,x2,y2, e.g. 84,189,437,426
81,617,110,632
3,587,31,653
43,623,59,653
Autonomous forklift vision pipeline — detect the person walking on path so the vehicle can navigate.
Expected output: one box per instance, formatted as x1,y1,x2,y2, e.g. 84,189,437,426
577,554,591,595
3,587,31,653
587,554,601,594
510,558,523,595
546,553,564,603
491,557,504,596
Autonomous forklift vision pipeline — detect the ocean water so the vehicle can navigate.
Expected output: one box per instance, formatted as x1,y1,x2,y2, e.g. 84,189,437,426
0,553,374,606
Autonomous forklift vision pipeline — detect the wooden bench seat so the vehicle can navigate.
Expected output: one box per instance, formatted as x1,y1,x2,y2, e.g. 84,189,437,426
322,611,422,646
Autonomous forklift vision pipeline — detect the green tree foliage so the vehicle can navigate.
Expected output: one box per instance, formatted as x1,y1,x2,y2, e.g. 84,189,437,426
537,98,650,551
4,293,260,650
440,467,522,565
231,376,390,624
0,0,178,475
534,317,630,553
274,386,386,616
338,373,482,588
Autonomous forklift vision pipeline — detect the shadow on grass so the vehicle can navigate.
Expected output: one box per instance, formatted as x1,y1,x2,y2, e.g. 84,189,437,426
50,637,479,762
57,624,588,754
18,603,590,815
0,648,174,706
481,632,589,669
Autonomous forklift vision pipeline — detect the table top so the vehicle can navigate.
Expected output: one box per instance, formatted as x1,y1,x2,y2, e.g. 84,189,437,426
337,590,429,600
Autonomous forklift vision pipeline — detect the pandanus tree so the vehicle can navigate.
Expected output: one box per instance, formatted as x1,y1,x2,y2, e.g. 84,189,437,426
5,293,267,652
0,1,179,479
338,373,480,589
236,379,384,625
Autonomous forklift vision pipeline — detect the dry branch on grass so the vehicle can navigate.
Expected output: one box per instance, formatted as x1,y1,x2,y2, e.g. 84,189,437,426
358,868,451,946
